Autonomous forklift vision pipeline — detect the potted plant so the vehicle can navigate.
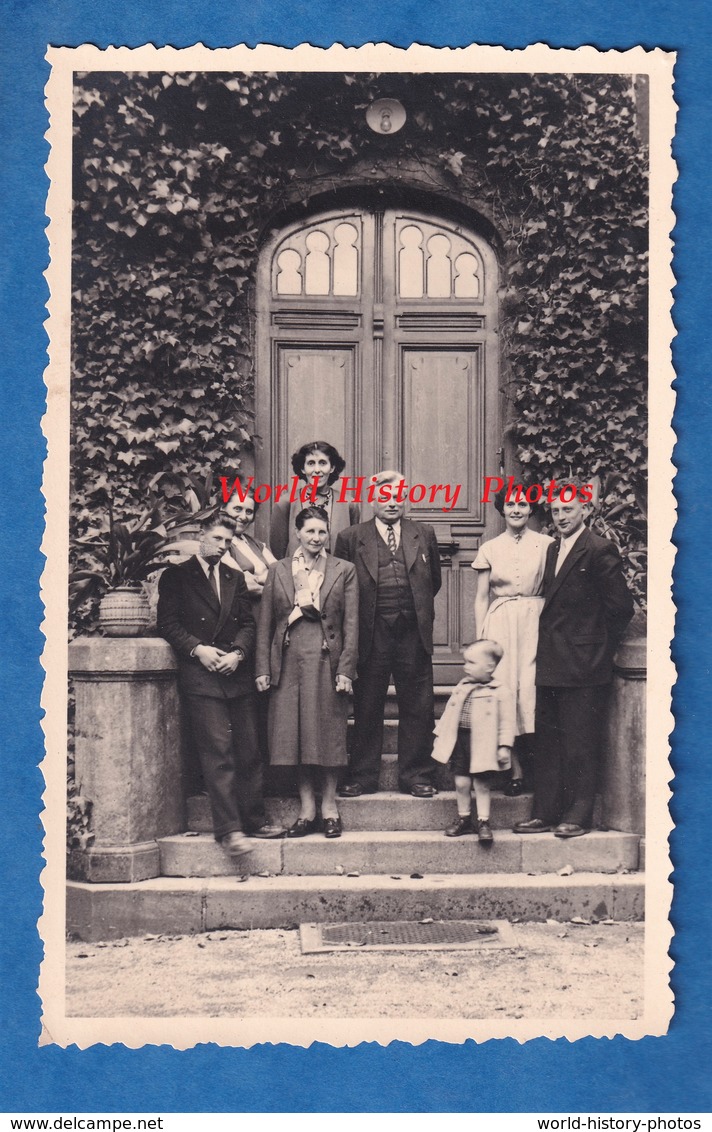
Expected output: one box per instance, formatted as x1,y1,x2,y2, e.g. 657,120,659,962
69,492,171,636
149,469,218,536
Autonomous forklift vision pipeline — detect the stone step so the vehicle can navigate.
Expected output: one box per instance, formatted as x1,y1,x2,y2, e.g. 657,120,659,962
67,871,644,941
187,788,531,833
265,745,460,795
159,829,640,879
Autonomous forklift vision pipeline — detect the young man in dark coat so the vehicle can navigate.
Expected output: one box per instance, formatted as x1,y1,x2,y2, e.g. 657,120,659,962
157,511,283,866
514,490,634,838
334,469,442,797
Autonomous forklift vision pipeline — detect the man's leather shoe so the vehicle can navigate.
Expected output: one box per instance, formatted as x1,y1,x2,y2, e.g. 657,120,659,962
445,814,474,837
408,783,438,798
338,783,376,797
553,823,588,838
323,815,342,839
512,818,552,834
286,816,321,838
221,831,254,858
250,823,285,839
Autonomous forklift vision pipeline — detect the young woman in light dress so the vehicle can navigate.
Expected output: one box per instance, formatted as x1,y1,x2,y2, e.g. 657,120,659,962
472,488,553,794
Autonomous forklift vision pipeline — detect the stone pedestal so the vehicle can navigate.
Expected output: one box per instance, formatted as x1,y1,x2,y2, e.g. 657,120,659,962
601,633,646,835
69,637,184,882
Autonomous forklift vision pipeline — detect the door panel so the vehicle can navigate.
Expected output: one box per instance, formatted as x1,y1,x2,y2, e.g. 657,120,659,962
458,564,478,647
276,346,356,478
400,348,481,521
257,206,499,681
400,345,485,677
433,570,451,649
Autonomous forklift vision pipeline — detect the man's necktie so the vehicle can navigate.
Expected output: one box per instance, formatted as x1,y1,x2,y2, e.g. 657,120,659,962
387,524,396,555
207,563,219,598
554,540,567,576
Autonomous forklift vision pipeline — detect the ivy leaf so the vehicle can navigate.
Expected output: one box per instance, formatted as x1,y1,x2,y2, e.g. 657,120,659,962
442,150,465,177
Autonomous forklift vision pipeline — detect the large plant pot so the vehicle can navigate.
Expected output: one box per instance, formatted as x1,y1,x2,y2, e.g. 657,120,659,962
98,585,152,637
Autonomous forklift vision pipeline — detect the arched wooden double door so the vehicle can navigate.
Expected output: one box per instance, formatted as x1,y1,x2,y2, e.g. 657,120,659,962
256,206,501,681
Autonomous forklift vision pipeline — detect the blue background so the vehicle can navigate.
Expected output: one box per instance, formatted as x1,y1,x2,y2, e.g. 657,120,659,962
1,0,709,1113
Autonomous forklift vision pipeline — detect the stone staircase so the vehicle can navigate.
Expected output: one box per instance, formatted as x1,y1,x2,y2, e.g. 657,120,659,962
67,698,644,941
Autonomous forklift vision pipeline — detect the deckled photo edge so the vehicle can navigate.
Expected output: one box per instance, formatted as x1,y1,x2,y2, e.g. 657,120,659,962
39,41,676,1050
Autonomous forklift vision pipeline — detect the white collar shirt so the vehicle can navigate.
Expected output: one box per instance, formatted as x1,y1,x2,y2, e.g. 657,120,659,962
375,517,402,550
196,554,221,599
554,523,586,575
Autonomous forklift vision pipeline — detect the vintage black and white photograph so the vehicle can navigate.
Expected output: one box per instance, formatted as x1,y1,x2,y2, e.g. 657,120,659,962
39,42,675,1048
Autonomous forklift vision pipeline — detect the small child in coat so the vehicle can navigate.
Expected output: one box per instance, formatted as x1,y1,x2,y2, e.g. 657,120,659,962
431,639,515,843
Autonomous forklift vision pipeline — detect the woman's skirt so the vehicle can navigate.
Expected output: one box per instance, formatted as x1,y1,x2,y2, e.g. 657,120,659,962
267,617,349,768
482,595,544,736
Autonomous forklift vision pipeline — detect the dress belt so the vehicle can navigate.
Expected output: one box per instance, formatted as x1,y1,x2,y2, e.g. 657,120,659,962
486,594,544,616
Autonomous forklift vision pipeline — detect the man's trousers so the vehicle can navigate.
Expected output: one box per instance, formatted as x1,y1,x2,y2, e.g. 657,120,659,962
532,684,610,828
185,692,266,840
350,615,436,792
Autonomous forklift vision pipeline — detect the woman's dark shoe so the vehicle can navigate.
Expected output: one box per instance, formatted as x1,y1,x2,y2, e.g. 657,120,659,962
444,814,474,837
504,777,525,797
323,815,342,839
286,816,321,838
477,819,494,845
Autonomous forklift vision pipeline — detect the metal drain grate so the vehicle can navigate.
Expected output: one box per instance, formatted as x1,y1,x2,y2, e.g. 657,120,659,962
300,919,518,953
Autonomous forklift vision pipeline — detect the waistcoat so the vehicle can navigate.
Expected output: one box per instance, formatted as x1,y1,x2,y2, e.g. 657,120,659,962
376,533,416,622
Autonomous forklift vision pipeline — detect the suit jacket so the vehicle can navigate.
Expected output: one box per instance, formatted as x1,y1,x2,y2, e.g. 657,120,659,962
334,517,442,664
157,556,256,698
255,554,359,686
535,527,634,687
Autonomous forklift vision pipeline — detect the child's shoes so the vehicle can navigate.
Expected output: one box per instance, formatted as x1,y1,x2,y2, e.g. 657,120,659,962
477,818,494,845
444,814,474,837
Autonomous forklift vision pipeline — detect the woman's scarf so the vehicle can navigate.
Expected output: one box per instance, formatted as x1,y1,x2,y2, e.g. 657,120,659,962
288,547,326,625
229,534,275,584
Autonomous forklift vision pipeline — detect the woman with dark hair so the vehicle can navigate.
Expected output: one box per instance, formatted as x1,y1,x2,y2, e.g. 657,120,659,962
269,440,361,559
223,478,277,599
256,505,359,838
472,486,554,794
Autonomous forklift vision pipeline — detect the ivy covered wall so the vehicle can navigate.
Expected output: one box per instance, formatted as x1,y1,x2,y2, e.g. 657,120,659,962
71,70,647,602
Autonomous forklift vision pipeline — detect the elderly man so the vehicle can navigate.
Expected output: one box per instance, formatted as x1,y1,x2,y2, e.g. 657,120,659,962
334,470,442,797
514,490,634,838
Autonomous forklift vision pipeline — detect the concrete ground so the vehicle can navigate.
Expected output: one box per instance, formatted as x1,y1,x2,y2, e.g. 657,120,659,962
66,920,644,1019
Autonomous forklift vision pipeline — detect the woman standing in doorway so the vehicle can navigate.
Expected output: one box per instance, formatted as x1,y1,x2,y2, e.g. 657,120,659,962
270,440,361,559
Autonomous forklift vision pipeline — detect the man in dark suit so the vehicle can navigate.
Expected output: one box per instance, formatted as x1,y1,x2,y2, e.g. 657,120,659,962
157,511,283,865
334,469,442,797
514,490,634,838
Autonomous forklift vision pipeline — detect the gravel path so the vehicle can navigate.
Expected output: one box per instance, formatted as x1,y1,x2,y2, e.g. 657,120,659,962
66,921,643,1019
